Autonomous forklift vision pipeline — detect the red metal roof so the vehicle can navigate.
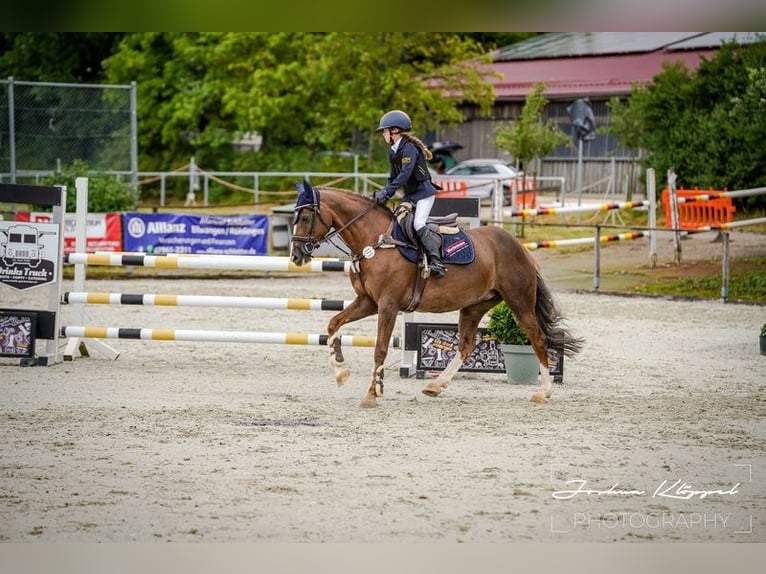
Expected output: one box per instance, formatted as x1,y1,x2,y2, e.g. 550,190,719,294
485,50,715,100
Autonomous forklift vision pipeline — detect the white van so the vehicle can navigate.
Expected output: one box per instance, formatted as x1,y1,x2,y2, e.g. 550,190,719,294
1,224,42,268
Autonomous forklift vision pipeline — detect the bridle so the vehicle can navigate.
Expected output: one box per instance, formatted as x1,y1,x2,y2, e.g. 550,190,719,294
291,194,377,260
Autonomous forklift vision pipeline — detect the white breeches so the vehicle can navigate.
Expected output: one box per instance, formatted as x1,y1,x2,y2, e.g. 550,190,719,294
413,195,435,231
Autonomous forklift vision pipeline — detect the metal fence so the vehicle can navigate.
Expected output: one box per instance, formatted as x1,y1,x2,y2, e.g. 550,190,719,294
0,78,137,186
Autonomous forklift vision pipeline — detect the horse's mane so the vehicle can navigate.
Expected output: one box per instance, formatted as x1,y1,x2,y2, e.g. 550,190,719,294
316,186,392,214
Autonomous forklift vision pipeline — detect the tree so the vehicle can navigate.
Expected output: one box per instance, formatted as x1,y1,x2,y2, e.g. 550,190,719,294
0,33,123,82
292,33,495,160
102,33,222,172
38,160,135,213
495,82,571,177
606,37,766,210
102,33,496,177
1,33,133,176
494,83,570,236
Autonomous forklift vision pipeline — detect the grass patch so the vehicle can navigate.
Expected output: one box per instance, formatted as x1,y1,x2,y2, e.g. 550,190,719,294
631,256,766,303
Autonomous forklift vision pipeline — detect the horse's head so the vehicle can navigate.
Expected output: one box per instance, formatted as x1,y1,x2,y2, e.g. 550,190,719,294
290,180,332,266
290,181,389,266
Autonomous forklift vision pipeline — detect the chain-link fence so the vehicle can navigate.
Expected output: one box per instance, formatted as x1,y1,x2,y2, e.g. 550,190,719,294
0,78,137,185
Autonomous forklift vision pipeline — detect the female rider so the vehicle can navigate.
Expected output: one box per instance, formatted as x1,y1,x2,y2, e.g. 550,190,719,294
374,109,446,278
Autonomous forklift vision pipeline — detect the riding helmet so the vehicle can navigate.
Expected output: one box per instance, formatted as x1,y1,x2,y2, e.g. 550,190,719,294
376,110,412,132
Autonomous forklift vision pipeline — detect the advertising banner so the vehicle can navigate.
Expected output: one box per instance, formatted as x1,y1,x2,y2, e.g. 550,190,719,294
0,220,60,291
16,212,123,253
0,310,37,358
122,212,268,255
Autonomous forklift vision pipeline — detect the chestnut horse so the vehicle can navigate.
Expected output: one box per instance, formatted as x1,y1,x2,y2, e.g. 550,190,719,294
290,183,583,408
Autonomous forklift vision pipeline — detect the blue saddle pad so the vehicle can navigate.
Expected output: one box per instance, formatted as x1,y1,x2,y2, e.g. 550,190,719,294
392,223,475,265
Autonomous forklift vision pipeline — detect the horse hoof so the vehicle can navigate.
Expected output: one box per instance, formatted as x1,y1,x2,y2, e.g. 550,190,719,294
360,397,379,409
335,367,350,385
421,382,443,397
530,392,550,405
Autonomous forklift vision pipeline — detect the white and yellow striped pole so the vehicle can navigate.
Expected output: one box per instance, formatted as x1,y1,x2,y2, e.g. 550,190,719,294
60,326,400,348
64,253,351,273
63,292,351,311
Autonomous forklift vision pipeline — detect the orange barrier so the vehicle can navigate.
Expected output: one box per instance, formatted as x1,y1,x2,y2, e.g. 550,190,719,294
433,179,467,197
509,177,537,208
513,189,537,209
661,187,736,230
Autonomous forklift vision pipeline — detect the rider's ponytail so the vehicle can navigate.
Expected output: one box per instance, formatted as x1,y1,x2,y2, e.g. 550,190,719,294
401,133,433,161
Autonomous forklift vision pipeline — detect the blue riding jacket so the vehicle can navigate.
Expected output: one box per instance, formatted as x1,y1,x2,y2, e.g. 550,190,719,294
378,138,439,203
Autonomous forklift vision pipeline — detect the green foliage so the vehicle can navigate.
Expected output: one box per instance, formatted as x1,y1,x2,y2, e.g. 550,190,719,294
0,33,123,82
102,32,496,175
495,82,571,170
487,302,530,345
607,37,766,210
602,95,644,151
40,160,136,213
761,323,766,337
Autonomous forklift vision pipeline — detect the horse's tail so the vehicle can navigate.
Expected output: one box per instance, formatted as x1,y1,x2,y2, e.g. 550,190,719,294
535,270,585,359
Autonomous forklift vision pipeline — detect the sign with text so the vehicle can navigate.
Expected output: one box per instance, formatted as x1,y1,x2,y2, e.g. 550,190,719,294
411,322,564,381
0,221,59,291
123,212,268,255
416,324,504,373
16,211,123,253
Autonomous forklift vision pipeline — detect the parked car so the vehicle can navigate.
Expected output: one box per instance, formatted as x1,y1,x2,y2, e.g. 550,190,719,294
431,159,535,206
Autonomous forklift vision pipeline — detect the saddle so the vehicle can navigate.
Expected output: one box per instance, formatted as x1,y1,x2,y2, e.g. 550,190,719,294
394,202,459,244
366,202,476,312
388,202,475,267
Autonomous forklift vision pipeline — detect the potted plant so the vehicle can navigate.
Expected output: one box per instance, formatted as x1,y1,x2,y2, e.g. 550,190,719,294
761,323,766,356
487,302,539,384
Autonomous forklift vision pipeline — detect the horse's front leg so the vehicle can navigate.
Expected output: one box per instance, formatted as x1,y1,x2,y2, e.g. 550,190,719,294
327,294,378,385
423,306,487,397
360,304,399,409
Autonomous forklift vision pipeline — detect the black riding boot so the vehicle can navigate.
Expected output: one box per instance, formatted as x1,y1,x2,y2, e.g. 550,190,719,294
416,227,447,278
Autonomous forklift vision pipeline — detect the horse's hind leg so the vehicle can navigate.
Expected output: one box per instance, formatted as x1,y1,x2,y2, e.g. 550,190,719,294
522,317,554,404
512,307,553,404
531,368,554,405
327,294,378,385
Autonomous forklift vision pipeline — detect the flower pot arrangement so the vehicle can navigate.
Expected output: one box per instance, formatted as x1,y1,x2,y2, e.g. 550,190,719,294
487,302,539,384
760,323,766,356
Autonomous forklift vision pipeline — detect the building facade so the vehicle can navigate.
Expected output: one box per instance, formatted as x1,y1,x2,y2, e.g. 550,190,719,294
440,32,761,198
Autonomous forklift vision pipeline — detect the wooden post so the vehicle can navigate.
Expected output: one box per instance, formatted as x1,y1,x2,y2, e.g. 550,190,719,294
667,169,682,263
593,225,601,290
720,231,730,302
646,168,657,268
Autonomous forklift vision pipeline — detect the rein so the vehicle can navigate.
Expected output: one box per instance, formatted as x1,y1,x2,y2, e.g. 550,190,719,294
293,198,379,258
293,192,429,312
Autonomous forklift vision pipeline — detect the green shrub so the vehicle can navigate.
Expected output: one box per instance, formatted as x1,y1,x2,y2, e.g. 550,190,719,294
39,159,136,213
487,302,530,345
